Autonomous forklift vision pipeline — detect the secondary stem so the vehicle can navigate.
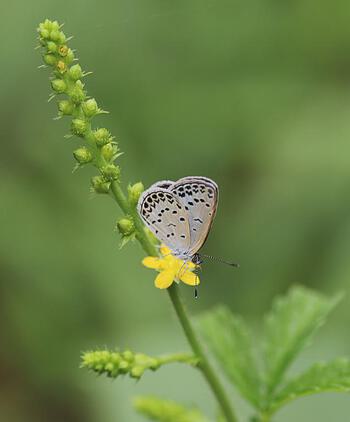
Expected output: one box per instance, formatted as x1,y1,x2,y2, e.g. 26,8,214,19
110,180,238,422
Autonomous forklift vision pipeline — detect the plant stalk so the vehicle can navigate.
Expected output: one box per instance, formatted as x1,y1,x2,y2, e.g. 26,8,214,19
110,180,238,422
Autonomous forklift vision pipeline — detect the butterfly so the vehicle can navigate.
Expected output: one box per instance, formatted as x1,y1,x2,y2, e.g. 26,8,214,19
137,176,237,276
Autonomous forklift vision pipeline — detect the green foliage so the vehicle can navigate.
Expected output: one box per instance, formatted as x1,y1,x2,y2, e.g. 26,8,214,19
200,306,262,408
262,286,343,396
270,358,350,413
199,286,348,421
134,396,209,422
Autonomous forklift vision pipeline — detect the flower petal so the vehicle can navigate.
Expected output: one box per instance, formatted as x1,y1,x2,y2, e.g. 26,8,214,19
180,271,200,286
155,270,175,289
160,244,171,256
142,257,163,270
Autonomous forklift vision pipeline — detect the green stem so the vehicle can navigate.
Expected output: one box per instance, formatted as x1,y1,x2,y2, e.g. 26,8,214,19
110,180,238,422
110,180,131,215
252,412,271,422
168,285,238,422
157,353,199,367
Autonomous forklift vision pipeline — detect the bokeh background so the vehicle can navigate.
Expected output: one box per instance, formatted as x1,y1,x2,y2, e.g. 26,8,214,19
1,0,350,420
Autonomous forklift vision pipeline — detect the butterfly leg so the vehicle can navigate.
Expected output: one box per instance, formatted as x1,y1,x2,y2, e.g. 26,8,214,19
177,259,189,280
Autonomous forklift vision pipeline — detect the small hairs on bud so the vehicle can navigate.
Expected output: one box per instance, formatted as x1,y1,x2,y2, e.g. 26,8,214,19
73,147,93,164
69,64,83,81
93,128,111,146
91,176,110,194
51,79,67,93
101,143,116,161
71,119,87,137
101,164,120,181
70,83,85,104
82,98,99,117
58,100,74,115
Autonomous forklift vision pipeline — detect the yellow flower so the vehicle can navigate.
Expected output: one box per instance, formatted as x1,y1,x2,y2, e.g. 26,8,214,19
142,245,200,289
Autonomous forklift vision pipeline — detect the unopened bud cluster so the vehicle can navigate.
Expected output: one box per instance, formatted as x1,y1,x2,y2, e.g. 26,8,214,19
37,19,121,193
115,181,144,248
134,396,208,422
81,349,160,380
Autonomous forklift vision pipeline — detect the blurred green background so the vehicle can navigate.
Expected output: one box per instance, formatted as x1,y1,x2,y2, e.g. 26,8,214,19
1,0,350,420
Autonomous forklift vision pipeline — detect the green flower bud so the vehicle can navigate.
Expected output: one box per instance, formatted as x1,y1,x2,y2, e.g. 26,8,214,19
101,164,120,181
50,29,60,42
71,119,87,137
122,350,134,362
43,54,57,66
130,366,144,379
82,98,99,117
69,64,83,81
70,83,85,104
50,20,60,31
58,32,66,44
58,45,68,57
65,48,75,64
56,60,67,74
39,28,50,39
58,99,74,115
39,19,59,33
46,41,57,53
93,128,111,146
105,362,119,377
51,79,67,93
128,182,144,206
118,360,130,374
101,143,116,161
73,147,93,164
117,218,135,237
91,176,110,194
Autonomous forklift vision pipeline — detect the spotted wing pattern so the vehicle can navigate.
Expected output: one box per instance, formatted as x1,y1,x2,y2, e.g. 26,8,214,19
170,177,218,255
137,184,191,256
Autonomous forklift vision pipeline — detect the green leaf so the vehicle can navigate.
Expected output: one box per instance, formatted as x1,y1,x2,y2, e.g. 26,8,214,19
263,286,342,396
269,358,350,413
199,306,262,408
134,396,209,422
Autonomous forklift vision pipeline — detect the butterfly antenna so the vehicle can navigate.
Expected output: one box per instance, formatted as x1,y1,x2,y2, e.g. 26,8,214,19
201,254,240,268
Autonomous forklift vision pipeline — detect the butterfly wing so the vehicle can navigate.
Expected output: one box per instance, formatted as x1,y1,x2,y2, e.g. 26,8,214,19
138,183,191,256
170,176,218,255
